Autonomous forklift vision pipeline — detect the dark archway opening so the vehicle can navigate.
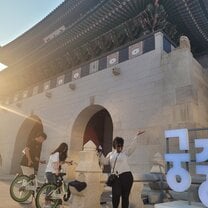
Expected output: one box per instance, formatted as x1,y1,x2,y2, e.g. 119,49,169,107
83,109,113,156
70,105,113,175
10,114,43,174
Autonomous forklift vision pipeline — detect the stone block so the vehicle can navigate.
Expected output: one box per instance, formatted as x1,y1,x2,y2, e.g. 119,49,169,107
155,200,204,208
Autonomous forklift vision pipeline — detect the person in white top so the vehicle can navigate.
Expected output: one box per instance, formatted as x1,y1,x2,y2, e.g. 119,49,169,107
45,142,71,207
99,130,145,208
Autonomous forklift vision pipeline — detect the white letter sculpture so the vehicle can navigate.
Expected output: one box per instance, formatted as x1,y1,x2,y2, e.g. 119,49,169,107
195,139,208,207
164,129,191,192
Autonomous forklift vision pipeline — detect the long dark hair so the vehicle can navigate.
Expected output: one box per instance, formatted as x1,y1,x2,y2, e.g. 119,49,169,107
51,142,68,162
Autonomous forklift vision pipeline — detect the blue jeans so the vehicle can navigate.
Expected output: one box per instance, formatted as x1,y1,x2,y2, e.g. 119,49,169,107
45,172,57,197
46,172,56,184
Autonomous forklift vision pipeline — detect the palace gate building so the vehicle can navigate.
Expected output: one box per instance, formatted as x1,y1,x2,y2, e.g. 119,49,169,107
0,0,208,176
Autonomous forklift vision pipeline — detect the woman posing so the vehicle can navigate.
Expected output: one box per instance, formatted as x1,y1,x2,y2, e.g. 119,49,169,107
99,130,145,208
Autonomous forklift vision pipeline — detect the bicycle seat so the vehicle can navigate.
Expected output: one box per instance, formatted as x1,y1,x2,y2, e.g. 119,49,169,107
28,174,36,180
55,173,66,186
59,172,66,178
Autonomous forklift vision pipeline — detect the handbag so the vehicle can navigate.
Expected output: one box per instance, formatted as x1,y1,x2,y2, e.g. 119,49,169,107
106,153,119,187
106,173,118,187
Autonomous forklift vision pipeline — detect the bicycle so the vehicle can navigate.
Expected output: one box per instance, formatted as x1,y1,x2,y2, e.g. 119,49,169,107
10,173,45,203
35,172,71,208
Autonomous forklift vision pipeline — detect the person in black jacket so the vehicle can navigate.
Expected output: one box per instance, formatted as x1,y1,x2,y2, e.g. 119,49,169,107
20,132,47,175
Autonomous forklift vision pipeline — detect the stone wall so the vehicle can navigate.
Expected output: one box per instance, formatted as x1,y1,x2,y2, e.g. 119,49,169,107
0,32,207,176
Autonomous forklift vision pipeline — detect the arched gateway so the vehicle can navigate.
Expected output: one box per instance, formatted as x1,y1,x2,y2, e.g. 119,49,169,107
10,115,43,174
69,105,113,170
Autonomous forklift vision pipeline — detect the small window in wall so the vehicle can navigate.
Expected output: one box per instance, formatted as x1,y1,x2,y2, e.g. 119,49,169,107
107,52,119,68
64,71,72,83
119,47,129,63
143,35,155,53
163,36,171,53
89,60,99,74
50,77,57,89
72,68,81,80
98,57,107,71
81,64,90,77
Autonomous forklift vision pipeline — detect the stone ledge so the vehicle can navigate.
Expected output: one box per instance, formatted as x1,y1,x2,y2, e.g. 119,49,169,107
155,200,204,208
0,174,15,181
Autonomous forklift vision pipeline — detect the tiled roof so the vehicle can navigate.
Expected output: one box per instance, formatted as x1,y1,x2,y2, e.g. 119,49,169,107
0,0,207,97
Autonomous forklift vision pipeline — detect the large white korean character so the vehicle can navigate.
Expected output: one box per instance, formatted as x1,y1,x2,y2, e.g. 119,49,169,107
195,138,208,207
164,129,191,192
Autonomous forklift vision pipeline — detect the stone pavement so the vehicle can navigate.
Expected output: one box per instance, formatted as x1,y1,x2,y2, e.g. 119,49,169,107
0,175,35,208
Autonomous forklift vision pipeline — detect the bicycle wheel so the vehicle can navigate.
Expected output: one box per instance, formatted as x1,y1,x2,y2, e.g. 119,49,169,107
10,174,33,202
35,183,60,208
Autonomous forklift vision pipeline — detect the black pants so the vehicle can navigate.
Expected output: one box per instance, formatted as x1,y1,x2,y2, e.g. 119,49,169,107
46,172,56,184
45,172,57,197
112,171,133,208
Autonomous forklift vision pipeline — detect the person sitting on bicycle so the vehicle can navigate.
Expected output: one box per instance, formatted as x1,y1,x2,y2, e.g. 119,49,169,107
44,142,72,206
45,142,70,184
20,132,47,176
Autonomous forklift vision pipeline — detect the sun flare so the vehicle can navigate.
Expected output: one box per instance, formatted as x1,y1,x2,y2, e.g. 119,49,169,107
0,63,8,71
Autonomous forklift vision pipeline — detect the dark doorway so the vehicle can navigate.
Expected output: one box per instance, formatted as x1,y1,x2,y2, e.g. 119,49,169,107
10,114,43,174
83,109,113,156
70,105,113,174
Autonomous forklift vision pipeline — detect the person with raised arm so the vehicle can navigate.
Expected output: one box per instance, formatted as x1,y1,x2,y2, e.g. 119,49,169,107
99,130,145,208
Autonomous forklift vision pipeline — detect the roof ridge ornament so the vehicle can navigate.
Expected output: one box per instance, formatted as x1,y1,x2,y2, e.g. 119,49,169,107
179,35,191,51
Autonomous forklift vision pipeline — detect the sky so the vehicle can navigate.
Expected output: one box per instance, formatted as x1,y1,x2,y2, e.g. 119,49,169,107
0,0,64,47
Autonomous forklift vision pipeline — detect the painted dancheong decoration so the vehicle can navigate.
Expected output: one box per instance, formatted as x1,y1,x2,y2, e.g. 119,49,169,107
164,128,208,207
